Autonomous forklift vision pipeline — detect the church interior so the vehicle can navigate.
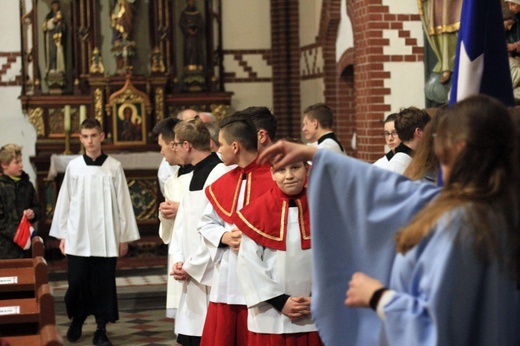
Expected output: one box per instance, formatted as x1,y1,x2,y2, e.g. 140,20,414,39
0,0,479,345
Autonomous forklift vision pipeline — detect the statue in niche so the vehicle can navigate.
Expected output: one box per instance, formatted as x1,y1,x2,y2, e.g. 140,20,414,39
419,0,462,86
179,0,206,91
111,0,136,73
151,47,165,73
89,47,105,74
42,0,66,90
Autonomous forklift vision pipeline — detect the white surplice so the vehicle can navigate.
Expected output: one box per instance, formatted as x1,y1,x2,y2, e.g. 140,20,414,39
169,160,232,337
237,207,316,334
49,156,140,257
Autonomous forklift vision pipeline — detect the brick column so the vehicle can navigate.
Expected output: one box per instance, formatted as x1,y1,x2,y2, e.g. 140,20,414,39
271,0,300,138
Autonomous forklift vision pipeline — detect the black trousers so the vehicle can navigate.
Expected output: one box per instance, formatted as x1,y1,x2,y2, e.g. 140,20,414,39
65,255,119,324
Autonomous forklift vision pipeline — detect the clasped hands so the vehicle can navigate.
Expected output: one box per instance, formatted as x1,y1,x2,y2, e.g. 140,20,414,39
282,296,311,322
221,228,242,252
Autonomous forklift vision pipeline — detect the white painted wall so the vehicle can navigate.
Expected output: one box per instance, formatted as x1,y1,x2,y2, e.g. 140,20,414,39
0,3,37,184
222,0,271,49
336,0,354,62
301,79,325,109
299,0,321,46
224,83,273,114
384,62,426,114
383,0,420,14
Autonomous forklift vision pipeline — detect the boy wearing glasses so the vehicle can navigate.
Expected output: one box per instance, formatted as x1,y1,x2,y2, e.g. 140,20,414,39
373,113,401,169
387,107,430,174
169,116,232,346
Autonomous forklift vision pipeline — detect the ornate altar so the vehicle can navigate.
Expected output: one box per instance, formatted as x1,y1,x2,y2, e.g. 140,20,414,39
20,0,232,240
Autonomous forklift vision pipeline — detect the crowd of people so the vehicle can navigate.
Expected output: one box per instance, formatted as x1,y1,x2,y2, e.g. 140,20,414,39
0,95,519,345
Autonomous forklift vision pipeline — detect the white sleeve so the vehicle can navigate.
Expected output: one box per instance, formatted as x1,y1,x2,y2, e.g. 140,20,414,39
237,234,285,307
198,202,229,263
115,165,140,243
49,166,72,240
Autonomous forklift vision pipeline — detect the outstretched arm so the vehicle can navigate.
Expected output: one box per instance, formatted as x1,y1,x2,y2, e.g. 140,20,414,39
258,140,317,170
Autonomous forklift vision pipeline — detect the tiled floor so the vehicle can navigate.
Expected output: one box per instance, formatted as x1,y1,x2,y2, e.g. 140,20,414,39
56,309,179,346
50,263,180,346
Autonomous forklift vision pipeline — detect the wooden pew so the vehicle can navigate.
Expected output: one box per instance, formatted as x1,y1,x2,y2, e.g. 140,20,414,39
32,236,45,258
0,256,48,298
1,284,63,345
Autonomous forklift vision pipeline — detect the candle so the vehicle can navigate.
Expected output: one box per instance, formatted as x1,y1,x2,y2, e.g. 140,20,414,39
64,105,71,131
79,105,87,124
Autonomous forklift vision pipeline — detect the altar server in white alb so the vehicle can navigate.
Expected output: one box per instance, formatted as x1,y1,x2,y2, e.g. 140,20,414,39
169,116,232,346
154,117,194,319
50,118,140,346
301,103,345,154
234,158,323,345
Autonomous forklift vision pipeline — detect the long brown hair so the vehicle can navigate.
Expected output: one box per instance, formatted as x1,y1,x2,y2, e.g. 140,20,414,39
395,95,519,278
404,106,448,182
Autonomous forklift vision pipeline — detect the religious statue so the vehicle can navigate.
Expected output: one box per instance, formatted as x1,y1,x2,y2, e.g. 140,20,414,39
89,47,105,74
179,0,205,90
42,0,66,89
179,0,204,70
151,47,166,73
111,0,136,73
419,0,462,85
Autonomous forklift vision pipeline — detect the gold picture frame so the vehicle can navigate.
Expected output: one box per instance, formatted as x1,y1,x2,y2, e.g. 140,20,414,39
108,77,151,145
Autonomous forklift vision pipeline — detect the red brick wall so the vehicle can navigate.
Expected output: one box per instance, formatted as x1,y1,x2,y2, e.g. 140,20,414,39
271,0,301,138
345,0,423,162
320,0,356,156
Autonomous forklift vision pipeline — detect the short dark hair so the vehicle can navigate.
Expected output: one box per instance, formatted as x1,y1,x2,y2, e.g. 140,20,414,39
303,103,334,129
237,106,277,140
152,117,180,142
219,114,258,152
81,118,103,132
395,107,431,142
384,113,398,123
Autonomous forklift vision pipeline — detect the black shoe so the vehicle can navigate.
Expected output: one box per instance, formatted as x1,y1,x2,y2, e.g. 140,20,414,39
93,329,113,346
66,316,85,342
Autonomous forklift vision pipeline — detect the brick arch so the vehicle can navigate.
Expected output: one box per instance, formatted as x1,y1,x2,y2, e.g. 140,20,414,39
337,47,354,77
319,0,355,156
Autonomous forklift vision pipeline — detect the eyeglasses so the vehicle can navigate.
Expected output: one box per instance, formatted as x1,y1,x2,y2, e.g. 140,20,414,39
381,131,398,138
172,141,183,148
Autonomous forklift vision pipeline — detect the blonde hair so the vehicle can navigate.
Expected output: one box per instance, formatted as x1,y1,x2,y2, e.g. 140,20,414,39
0,144,22,166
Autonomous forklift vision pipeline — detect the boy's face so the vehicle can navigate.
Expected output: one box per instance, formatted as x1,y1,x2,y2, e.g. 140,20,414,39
509,2,520,14
217,131,237,166
158,134,181,166
383,121,401,150
271,161,307,196
302,114,318,143
79,127,105,155
2,155,23,177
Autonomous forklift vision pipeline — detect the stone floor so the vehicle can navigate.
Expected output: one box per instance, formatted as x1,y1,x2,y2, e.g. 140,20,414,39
49,259,180,346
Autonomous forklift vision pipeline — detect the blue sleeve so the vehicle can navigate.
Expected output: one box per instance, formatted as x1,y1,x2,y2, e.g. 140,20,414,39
382,210,520,346
309,150,440,346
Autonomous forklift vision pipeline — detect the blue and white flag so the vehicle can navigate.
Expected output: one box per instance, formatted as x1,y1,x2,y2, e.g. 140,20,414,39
450,0,514,106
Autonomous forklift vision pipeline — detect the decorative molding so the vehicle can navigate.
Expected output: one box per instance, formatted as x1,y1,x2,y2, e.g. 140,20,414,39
210,104,229,121
94,88,104,124
0,52,23,86
155,87,164,121
300,43,324,80
28,107,45,137
223,49,272,83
